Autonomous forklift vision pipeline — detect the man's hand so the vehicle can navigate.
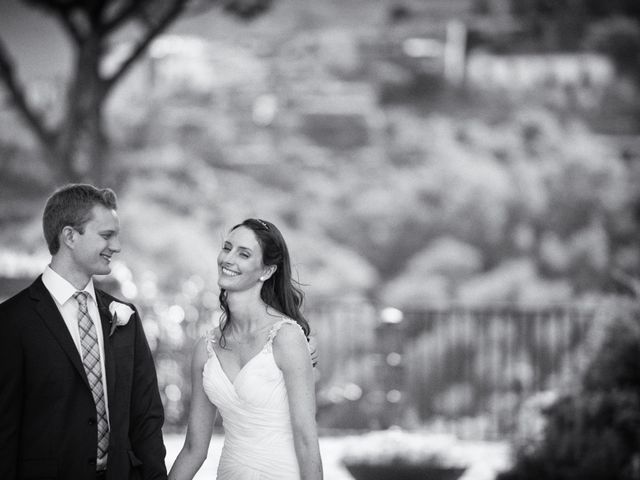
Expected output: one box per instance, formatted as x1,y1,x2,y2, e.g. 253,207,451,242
308,335,319,367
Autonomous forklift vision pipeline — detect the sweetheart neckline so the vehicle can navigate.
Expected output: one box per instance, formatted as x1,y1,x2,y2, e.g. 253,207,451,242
208,344,270,387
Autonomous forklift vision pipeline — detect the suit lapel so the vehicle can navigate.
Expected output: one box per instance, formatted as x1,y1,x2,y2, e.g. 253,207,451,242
30,277,90,390
95,290,116,403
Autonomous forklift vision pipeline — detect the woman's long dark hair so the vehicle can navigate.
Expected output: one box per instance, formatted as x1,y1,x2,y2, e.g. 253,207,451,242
218,218,309,347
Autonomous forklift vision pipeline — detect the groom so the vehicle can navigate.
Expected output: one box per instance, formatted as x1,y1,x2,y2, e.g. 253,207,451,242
0,184,166,480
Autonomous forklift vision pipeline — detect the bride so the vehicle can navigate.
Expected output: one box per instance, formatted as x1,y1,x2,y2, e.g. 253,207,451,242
168,219,323,480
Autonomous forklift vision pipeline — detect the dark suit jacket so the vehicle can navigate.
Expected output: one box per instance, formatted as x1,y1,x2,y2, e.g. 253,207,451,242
0,276,167,480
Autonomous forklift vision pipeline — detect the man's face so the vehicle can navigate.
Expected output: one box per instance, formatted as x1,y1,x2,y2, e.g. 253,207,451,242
70,205,121,279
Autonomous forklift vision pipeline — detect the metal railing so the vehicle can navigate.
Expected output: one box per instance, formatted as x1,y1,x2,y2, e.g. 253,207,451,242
310,302,597,439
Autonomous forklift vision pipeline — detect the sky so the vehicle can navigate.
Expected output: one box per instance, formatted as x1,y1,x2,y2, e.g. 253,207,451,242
0,0,71,79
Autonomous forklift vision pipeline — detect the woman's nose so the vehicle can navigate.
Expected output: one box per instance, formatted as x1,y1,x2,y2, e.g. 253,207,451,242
110,235,121,253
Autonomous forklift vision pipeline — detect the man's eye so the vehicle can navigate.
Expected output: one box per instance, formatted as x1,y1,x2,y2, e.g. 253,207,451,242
222,245,231,251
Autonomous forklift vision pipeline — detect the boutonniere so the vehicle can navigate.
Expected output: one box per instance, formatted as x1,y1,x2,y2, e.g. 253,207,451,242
108,301,134,336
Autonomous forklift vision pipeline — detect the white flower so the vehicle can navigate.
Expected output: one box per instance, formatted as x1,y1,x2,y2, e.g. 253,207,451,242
108,301,134,335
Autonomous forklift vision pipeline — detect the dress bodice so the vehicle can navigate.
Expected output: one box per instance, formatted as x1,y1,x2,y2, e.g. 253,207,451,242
202,318,308,479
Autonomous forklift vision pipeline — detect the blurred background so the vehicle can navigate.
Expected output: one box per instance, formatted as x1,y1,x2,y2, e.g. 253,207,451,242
2,1,640,479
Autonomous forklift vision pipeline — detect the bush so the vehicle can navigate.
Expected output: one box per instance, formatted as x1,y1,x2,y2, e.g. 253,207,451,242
584,16,640,77
499,299,640,480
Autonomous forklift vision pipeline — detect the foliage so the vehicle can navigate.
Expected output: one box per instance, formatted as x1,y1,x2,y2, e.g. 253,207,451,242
499,299,640,480
2,11,640,432
373,109,632,307
582,301,640,394
508,0,640,22
481,0,640,52
2,101,638,306
0,0,274,183
584,16,640,77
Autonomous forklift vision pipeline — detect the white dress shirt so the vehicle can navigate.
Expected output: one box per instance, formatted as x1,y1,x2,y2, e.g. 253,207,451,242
42,266,111,426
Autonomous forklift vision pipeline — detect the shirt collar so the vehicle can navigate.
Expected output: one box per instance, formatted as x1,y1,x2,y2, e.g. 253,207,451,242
42,265,97,306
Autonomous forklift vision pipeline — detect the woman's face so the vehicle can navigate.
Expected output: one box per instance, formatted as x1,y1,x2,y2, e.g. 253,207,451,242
217,226,267,292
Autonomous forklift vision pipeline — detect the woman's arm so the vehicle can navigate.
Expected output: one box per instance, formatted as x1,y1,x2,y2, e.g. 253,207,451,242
273,324,323,480
168,337,217,480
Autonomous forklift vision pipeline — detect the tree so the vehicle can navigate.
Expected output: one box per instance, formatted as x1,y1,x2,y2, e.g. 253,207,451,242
584,15,640,78
506,0,640,51
0,0,273,184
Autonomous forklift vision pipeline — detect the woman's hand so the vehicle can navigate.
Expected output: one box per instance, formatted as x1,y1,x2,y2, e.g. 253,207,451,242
308,335,319,367
168,337,217,480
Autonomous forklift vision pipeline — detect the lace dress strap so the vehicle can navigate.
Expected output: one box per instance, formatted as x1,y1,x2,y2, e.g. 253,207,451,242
204,329,218,357
265,318,307,353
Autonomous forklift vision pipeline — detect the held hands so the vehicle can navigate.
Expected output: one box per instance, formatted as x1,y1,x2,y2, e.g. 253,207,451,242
308,335,319,367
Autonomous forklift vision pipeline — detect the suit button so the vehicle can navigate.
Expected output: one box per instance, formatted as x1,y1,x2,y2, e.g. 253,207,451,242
88,458,96,465
88,418,96,425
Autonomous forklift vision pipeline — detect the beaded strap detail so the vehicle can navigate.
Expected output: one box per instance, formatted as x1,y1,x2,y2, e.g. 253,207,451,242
204,319,306,356
204,329,218,357
265,318,307,353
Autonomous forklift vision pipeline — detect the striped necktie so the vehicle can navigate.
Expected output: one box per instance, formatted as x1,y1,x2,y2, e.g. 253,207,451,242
74,291,109,461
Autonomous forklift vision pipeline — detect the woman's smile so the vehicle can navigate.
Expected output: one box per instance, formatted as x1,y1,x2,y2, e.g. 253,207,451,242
221,266,240,277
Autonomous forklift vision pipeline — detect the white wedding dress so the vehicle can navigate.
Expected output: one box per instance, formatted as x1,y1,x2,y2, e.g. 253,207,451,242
203,318,305,479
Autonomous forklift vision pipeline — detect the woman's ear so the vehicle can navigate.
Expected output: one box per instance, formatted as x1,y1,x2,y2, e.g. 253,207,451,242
260,265,277,282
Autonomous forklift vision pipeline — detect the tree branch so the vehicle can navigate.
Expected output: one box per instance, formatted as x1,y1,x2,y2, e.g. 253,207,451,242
611,268,640,298
103,0,152,33
24,0,83,9
0,37,57,150
103,0,190,91
53,5,84,44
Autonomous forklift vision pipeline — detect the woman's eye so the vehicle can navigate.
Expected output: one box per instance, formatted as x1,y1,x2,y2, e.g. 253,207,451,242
240,252,250,258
